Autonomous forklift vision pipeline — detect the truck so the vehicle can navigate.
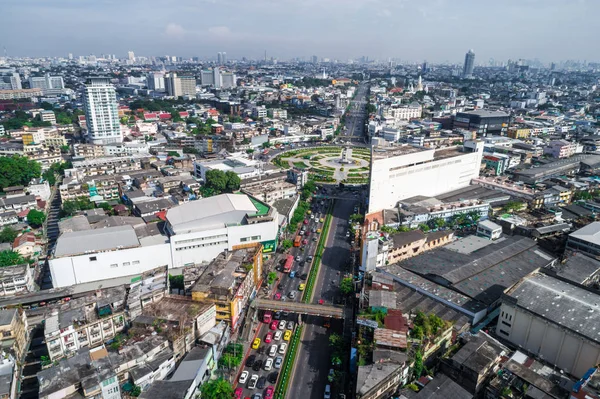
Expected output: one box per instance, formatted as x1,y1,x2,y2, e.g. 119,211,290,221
294,235,302,247
283,255,294,273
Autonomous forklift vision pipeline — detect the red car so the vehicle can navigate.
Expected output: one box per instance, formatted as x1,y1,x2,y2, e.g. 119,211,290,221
270,321,278,330
303,219,309,225
265,332,273,343
234,387,243,399
274,292,282,300
265,386,274,399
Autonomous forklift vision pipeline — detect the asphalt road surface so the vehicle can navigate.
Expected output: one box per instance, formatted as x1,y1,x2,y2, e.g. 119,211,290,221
287,197,358,399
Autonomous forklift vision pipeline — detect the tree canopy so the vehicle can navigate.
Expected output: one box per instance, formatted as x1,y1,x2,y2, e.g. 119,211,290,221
0,250,25,267
199,378,234,399
0,227,17,244
204,169,241,195
27,209,46,227
0,156,42,190
339,277,354,295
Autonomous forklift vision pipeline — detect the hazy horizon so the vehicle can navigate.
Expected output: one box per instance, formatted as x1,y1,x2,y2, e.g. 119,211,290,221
3,0,600,63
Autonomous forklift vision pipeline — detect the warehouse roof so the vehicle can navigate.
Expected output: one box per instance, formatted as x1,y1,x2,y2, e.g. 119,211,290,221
54,225,140,257
569,222,600,246
400,236,555,305
547,251,600,285
506,273,600,344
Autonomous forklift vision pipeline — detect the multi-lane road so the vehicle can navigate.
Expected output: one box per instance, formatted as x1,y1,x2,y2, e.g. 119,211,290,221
340,83,369,144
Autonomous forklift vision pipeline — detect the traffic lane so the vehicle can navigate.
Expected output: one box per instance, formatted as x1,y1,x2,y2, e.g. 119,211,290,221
286,316,333,399
312,199,355,304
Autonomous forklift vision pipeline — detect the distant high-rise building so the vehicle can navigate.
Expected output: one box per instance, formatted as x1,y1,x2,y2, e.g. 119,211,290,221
217,52,223,65
463,49,475,78
165,73,195,97
68,53,73,60
200,70,215,86
0,73,22,90
222,52,227,64
146,73,165,91
311,55,318,64
422,61,429,73
213,67,222,89
128,51,135,62
28,73,65,94
83,77,122,145
179,76,197,96
221,72,236,88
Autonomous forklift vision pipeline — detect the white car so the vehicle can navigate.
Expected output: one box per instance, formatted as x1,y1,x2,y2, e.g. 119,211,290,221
324,384,331,399
278,343,288,354
239,370,249,384
274,331,282,341
278,320,286,330
248,374,259,389
264,358,273,371
268,344,278,357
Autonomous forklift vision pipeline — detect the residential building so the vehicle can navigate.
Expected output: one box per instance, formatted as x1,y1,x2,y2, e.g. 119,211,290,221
380,102,423,121
544,140,578,159
398,374,472,399
200,70,214,86
252,106,267,119
368,139,484,213
221,72,236,88
28,73,65,95
394,196,490,229
268,108,287,119
0,73,21,90
213,67,221,89
179,76,196,97
506,127,531,139
166,194,279,265
83,77,122,145
165,73,195,97
12,232,42,257
454,110,510,135
0,308,28,361
498,272,600,378
0,352,18,399
0,88,42,100
566,222,600,258
191,244,263,329
39,110,56,124
356,357,410,399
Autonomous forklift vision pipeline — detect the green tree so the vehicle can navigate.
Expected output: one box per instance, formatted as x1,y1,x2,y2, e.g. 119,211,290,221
366,103,377,113
0,250,25,267
411,325,424,341
281,239,293,251
0,227,17,244
414,311,431,336
169,274,184,290
205,169,228,193
167,151,180,157
224,170,241,192
0,156,42,190
262,141,272,149
200,378,234,399
339,277,354,295
27,209,46,227
267,272,277,285
413,350,424,379
467,211,481,224
40,102,54,110
329,333,343,348
246,148,254,154
574,190,594,201
502,201,524,214
428,218,445,229
350,213,364,223
428,313,445,335
61,200,79,216
417,223,430,232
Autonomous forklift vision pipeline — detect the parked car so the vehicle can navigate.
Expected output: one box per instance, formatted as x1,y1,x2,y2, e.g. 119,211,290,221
257,376,266,389
264,332,272,343
274,356,283,369
239,370,249,384
324,384,331,399
268,372,279,384
278,343,288,354
235,387,244,399
245,355,256,367
252,338,261,349
264,386,274,399
273,330,282,341
274,311,282,320
283,330,292,341
264,357,273,371
252,359,263,371
287,321,294,330
278,320,286,330
288,291,296,299
268,344,278,357
248,374,259,389
270,321,278,330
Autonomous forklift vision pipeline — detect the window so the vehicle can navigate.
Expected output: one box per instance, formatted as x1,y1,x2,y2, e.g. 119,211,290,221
110,264,118,268
123,262,130,266
499,329,509,337
89,256,97,261
132,260,140,265
501,320,511,328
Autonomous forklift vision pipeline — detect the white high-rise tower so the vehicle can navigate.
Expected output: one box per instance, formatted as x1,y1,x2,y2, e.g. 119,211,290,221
83,78,122,145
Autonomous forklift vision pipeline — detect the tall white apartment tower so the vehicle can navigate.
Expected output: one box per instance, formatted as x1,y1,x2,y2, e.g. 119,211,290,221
213,67,222,89
83,77,122,145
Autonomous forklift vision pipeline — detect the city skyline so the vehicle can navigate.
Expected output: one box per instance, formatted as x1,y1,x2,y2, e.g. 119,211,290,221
3,0,600,62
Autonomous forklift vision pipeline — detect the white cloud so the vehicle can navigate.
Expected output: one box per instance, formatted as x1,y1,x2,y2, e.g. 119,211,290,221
164,23,185,39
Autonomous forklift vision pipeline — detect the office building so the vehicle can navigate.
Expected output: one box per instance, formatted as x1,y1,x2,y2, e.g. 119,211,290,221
166,73,196,97
454,109,510,135
311,55,318,64
28,73,65,93
200,70,214,86
0,72,22,90
83,77,122,145
463,49,475,78
217,52,223,65
221,72,236,88
146,72,165,91
367,139,484,213
128,50,135,62
498,272,600,378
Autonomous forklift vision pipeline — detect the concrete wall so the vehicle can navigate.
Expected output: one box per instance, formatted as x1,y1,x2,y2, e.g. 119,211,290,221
49,243,172,288
368,147,483,213
497,303,600,378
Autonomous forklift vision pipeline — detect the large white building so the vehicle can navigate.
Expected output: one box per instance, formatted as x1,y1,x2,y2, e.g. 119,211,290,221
166,194,279,266
28,73,65,93
367,139,484,213
498,273,600,378
83,77,122,145
194,154,261,182
147,72,165,91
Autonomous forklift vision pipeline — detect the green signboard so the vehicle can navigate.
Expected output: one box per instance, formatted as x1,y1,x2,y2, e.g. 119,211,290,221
261,239,277,253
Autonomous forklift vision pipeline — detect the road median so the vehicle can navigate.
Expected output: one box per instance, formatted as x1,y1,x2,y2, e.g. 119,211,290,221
303,200,334,303
274,325,303,399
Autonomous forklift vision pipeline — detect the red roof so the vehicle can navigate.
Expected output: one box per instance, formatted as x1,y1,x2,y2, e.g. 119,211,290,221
155,210,167,221
144,113,158,119
179,111,189,118
13,232,37,248
384,310,409,333
207,109,219,115
18,209,30,218
389,88,404,93
159,113,171,120
78,115,86,122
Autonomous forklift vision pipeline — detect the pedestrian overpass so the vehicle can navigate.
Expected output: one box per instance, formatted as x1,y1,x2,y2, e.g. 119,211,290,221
253,299,344,318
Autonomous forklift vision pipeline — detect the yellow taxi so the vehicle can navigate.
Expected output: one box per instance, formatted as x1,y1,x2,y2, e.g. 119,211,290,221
317,229,322,234
283,330,292,341
252,338,261,349
299,283,306,291
319,218,324,223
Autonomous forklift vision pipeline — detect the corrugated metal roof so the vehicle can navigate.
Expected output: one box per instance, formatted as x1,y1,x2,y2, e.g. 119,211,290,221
54,225,140,257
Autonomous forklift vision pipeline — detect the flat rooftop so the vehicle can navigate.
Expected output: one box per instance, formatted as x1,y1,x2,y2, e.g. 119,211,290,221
371,143,427,160
54,225,140,257
569,221,600,246
507,273,600,344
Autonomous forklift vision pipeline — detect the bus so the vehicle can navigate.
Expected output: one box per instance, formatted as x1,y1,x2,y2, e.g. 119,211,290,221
293,235,302,247
283,255,294,273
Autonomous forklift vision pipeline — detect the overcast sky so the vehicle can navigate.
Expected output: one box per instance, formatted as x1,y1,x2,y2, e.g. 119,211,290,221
3,0,599,63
